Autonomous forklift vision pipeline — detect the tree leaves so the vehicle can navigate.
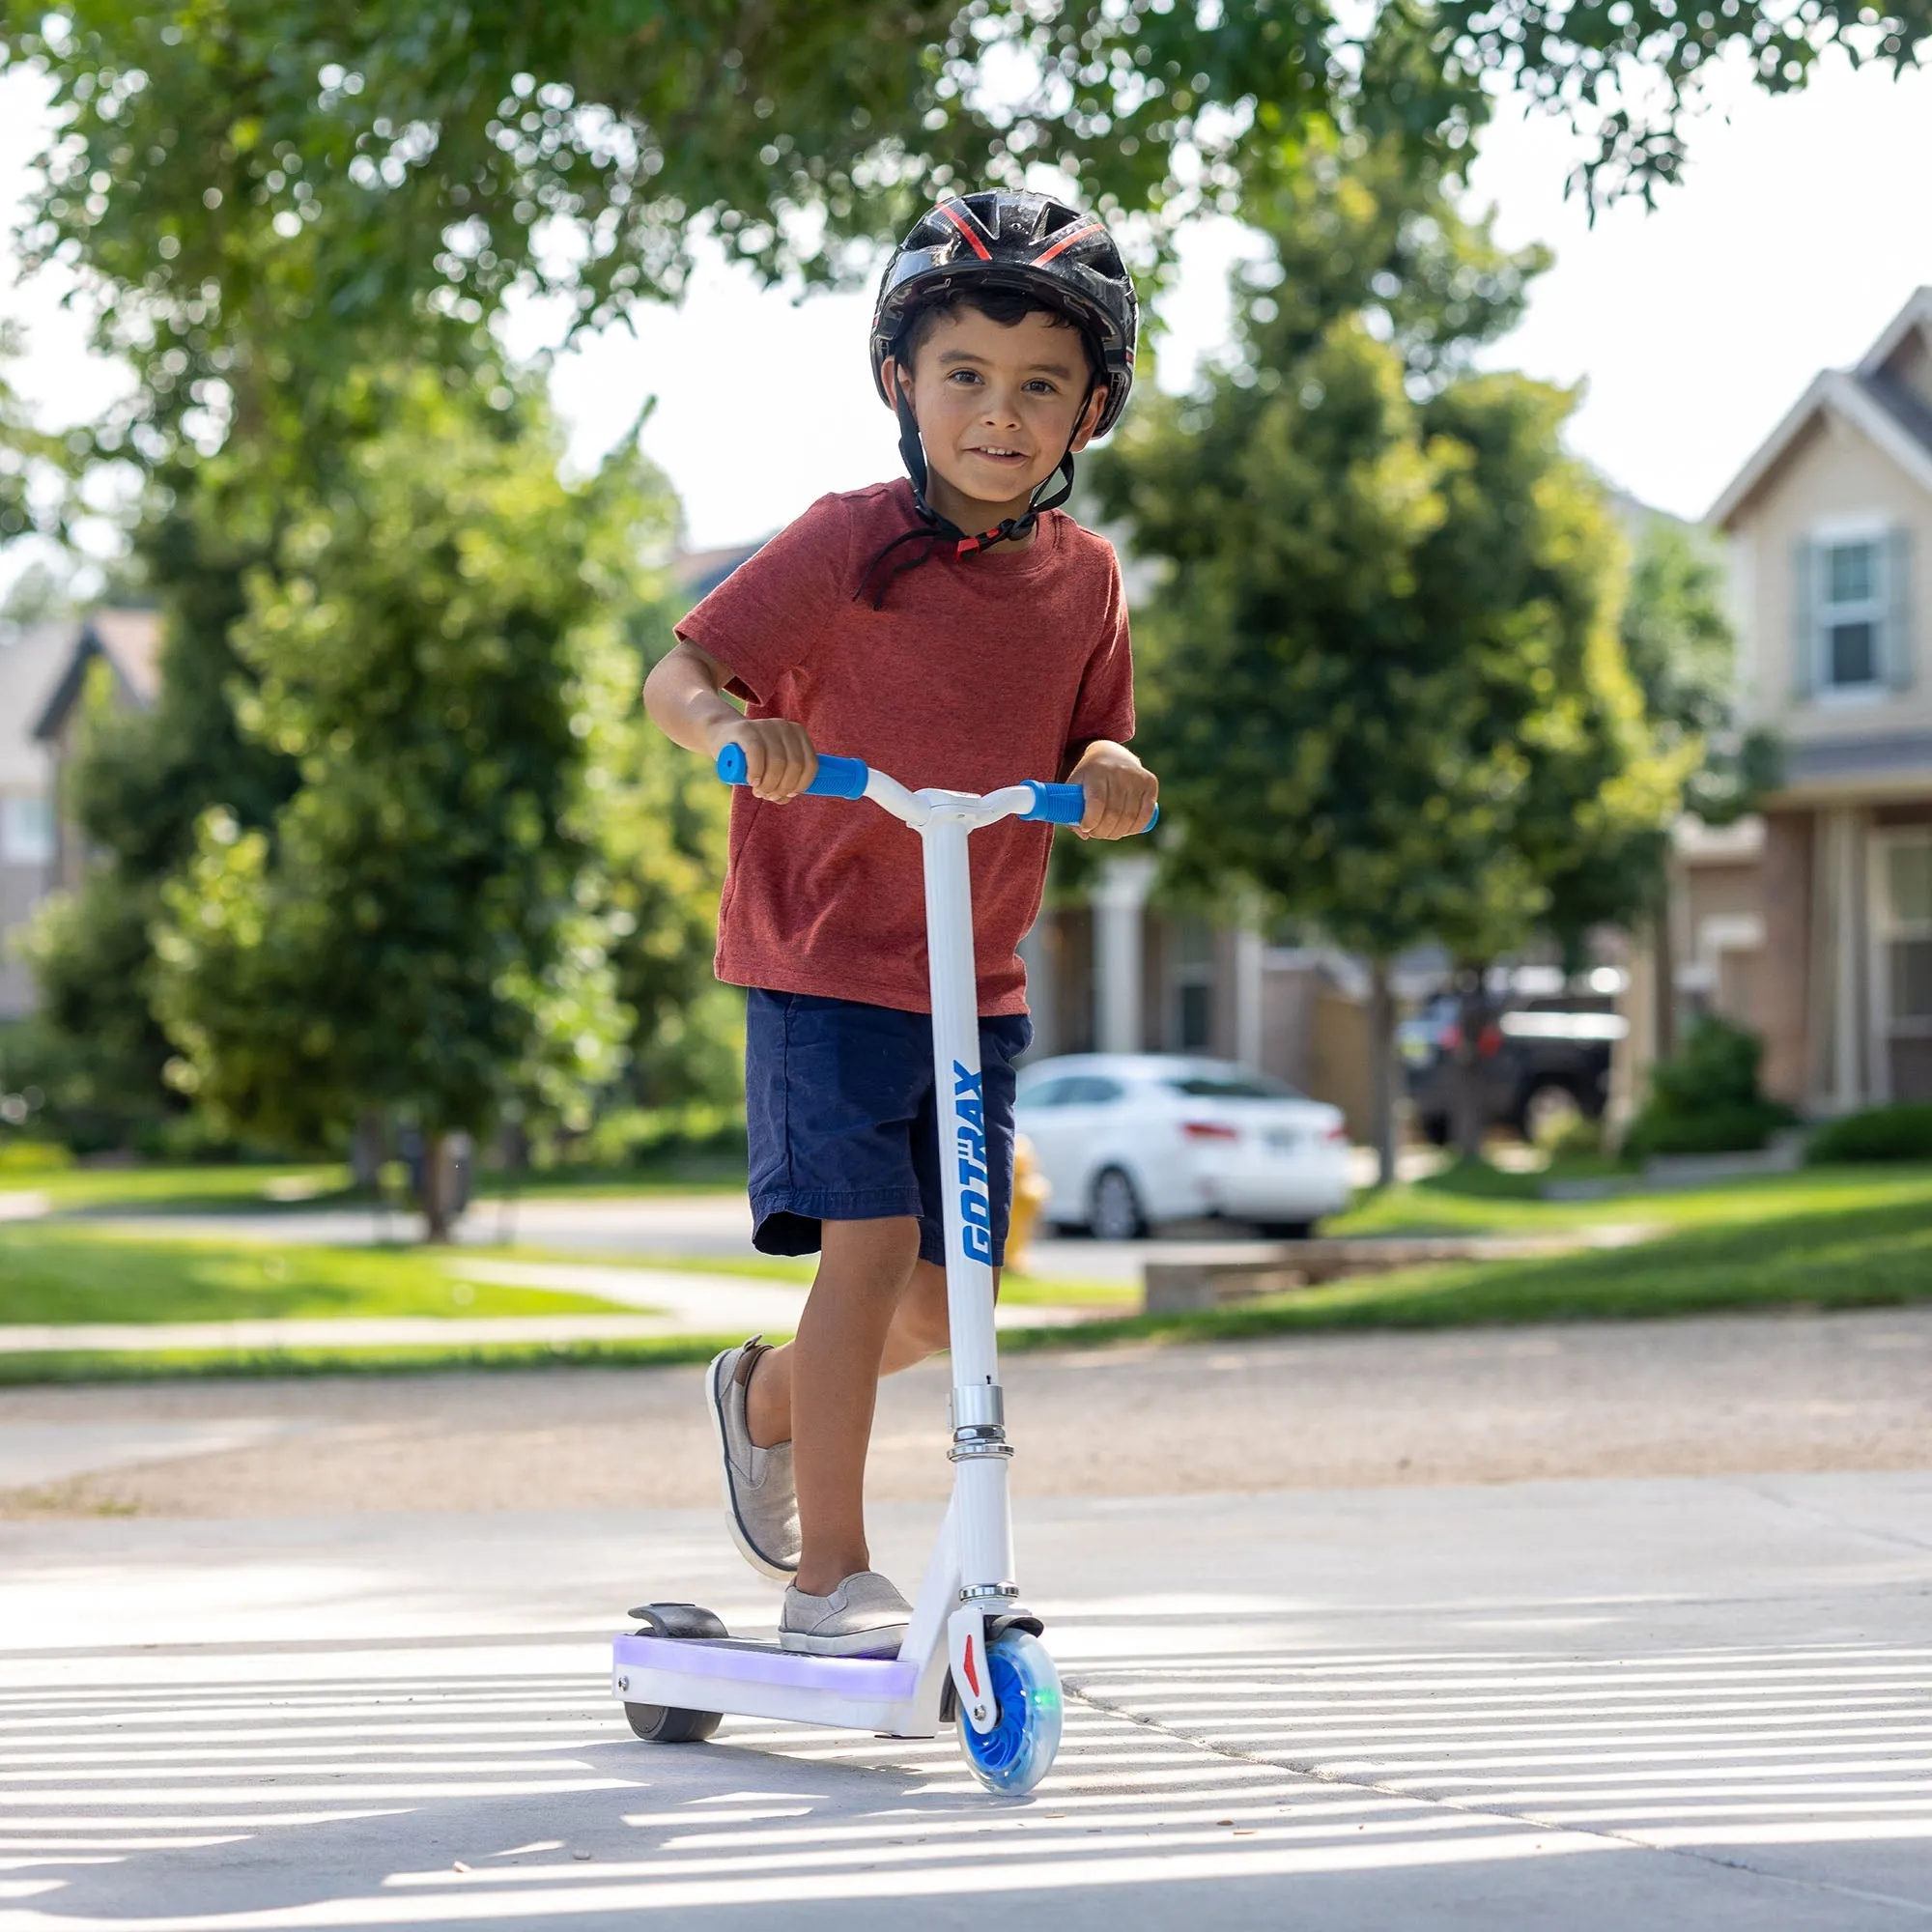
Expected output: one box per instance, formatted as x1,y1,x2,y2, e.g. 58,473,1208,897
1091,140,1690,972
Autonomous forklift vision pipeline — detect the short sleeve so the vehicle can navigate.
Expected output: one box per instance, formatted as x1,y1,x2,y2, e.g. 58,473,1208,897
674,494,856,705
1065,546,1135,756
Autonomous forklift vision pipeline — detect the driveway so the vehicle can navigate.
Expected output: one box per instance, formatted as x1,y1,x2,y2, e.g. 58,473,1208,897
4,1307,1932,1927
3,1472,1929,1928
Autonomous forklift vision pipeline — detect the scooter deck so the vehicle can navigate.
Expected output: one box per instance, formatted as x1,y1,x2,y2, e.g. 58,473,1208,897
611,1631,937,1737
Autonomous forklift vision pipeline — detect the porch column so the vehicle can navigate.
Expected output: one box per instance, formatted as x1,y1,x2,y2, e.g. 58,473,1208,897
1234,924,1265,1069
1093,856,1156,1055
1827,807,1866,1112
1017,917,1055,1061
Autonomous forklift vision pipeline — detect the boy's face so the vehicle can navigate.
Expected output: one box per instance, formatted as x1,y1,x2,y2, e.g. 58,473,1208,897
886,305,1105,529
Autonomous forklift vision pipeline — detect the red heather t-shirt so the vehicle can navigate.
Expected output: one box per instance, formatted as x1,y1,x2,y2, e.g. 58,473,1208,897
676,480,1135,1016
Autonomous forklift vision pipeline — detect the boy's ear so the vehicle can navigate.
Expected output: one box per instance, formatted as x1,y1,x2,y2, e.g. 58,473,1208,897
882,356,915,418
1066,384,1108,455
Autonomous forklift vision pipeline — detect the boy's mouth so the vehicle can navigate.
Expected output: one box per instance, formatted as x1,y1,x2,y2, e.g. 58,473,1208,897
965,444,1031,467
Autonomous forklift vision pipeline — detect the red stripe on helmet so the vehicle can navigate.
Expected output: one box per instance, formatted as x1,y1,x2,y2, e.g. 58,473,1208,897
1032,220,1103,266
936,200,993,261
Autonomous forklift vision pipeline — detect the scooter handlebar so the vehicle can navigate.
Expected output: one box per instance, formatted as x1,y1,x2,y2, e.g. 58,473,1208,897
714,745,870,798
713,747,1156,830
1019,782,1160,833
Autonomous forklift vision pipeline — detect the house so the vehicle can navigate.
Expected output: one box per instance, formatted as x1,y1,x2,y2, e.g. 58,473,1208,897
1690,289,1932,1109
0,624,70,1019
30,609,164,895
0,611,162,1019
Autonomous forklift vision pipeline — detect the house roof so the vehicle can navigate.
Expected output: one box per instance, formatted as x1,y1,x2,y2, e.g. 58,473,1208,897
0,623,74,789
1709,286,1932,528
668,540,768,607
29,609,163,744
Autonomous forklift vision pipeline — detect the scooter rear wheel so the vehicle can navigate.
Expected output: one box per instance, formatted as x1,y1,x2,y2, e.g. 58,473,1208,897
624,1702,723,1744
956,1631,1063,1795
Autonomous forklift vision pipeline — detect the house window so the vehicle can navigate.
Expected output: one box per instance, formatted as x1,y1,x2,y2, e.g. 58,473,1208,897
0,793,54,866
1818,538,1885,690
1172,919,1214,1051
1880,834,1932,1030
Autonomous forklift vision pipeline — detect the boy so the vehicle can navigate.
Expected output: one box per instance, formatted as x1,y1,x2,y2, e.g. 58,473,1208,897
643,190,1157,1658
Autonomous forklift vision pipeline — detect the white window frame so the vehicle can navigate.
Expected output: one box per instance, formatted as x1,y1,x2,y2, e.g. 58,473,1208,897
1868,828,1932,1105
0,791,55,867
1811,519,1889,701
1166,919,1216,1054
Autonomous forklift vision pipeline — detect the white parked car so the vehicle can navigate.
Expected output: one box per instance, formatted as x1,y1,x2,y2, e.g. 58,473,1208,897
1014,1054,1354,1241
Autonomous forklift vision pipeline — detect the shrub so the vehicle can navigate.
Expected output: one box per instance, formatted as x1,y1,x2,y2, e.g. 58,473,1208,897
1623,1015,1796,1160
1807,1103,1932,1165
0,1140,73,1174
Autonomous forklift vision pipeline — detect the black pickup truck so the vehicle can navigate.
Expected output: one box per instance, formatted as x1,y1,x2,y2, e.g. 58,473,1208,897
1398,991,1628,1146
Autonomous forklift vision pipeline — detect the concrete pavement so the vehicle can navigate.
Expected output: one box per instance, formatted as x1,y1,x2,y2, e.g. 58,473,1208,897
3,1470,1931,1927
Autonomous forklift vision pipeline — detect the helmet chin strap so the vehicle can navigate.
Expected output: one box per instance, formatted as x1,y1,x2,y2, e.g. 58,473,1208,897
858,378,1083,609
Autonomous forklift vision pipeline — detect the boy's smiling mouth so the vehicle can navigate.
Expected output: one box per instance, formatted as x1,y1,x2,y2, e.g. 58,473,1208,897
966,444,1031,464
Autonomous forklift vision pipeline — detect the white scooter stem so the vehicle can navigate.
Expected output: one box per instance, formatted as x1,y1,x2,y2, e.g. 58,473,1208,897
714,746,1153,1735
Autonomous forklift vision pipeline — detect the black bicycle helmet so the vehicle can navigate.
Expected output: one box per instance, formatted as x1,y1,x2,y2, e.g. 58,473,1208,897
857,190,1139,608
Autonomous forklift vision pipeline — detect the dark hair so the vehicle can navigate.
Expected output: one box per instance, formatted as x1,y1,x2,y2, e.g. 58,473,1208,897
895,287,1099,382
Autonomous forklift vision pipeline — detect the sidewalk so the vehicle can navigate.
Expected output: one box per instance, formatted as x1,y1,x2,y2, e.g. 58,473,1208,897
0,1258,1100,1356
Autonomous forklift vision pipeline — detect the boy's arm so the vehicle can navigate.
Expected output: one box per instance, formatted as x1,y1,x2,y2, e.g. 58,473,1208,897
1065,739,1158,841
643,640,818,804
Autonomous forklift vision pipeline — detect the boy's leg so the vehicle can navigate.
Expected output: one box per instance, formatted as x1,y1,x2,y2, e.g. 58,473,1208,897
744,1253,969,1453
780,1215,922,1596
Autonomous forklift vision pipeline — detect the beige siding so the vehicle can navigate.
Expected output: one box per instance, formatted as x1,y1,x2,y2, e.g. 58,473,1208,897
1733,408,1932,740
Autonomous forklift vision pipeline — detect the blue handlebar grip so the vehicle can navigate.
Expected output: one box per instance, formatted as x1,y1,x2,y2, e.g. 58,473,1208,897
1021,781,1086,826
715,747,870,799
1021,782,1160,833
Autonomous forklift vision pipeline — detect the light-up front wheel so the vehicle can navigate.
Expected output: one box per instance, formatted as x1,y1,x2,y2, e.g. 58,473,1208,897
957,1631,1063,1795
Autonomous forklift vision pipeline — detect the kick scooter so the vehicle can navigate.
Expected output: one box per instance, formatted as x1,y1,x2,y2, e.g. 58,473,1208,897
611,748,1152,1796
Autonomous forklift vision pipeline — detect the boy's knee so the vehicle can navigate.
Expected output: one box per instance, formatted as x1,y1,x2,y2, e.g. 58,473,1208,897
817,1216,923,1300
895,1261,999,1356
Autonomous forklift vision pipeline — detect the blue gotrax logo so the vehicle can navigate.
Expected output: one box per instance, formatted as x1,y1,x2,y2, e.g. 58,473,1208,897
952,1062,994,1264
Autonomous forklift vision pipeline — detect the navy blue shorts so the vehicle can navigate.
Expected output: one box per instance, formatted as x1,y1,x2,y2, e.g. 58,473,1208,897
745,989,1033,1269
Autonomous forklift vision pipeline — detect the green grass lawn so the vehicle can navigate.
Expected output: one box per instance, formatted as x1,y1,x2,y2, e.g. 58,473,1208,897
0,1226,640,1325
1327,1159,1932,1238
4,1160,1925,1384
0,1157,749,1217
5,1163,351,1214
1006,1165,1932,1352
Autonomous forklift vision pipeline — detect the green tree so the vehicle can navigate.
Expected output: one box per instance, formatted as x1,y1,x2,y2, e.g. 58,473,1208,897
6,0,1915,398
1094,140,1688,1178
148,371,666,1235
0,321,66,550
1555,511,1777,1060
1620,514,1778,830
24,465,298,1150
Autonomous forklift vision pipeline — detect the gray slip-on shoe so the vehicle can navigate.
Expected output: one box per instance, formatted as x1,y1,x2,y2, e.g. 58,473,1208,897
706,1337,799,1581
779,1570,912,1658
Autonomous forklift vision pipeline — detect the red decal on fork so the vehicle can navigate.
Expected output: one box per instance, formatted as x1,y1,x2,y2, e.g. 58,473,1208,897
963,1634,980,1696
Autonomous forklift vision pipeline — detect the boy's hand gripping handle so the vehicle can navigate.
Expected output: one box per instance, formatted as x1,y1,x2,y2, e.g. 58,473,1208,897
1019,781,1159,832
714,745,870,798
714,748,1156,830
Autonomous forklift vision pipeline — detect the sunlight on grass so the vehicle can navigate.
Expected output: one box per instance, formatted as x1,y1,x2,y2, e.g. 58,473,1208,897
1329,1161,1932,1237
9,1163,350,1213
0,1227,639,1325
